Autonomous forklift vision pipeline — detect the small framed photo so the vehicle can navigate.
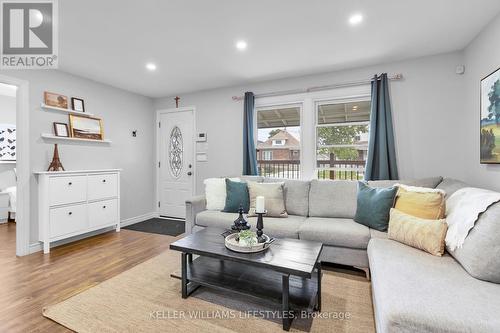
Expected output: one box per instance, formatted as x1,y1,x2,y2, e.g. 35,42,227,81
69,114,104,140
53,122,69,137
71,97,85,112
44,92,68,109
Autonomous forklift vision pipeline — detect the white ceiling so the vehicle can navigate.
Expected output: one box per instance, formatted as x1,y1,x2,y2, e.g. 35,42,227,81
59,0,500,98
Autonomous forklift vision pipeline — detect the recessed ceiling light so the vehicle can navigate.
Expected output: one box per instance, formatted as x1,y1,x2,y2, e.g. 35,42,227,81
236,40,248,51
349,13,363,26
146,63,157,71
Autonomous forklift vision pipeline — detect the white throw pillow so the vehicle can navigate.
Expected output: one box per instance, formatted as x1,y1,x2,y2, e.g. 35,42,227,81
204,177,240,211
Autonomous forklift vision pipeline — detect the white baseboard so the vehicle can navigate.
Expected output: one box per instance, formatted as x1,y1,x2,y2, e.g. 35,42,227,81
120,211,158,228
28,211,159,254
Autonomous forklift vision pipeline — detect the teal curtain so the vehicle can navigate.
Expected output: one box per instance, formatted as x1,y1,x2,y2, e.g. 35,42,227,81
365,74,399,180
243,92,258,175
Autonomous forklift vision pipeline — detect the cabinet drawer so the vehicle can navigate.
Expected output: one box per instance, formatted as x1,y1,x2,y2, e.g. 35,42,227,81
49,176,87,206
88,199,118,228
88,174,118,201
49,204,87,238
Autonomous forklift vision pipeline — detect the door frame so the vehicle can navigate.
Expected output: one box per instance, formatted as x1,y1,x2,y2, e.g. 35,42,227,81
0,74,30,256
155,106,196,218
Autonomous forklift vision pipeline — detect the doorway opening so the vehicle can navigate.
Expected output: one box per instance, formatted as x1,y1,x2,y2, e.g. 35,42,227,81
0,83,18,254
0,75,30,256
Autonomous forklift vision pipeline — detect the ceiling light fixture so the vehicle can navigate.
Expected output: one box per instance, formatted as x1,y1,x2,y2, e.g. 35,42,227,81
236,40,248,51
349,13,363,26
146,63,157,71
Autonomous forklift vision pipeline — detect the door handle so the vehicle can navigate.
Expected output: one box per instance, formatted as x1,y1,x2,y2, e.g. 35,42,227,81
187,171,193,176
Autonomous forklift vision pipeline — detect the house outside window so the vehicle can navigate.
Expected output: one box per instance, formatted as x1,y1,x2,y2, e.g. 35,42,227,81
254,85,371,180
256,106,301,179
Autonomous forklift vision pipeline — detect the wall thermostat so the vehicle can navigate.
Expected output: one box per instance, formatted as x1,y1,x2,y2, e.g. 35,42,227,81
456,65,465,75
196,132,207,142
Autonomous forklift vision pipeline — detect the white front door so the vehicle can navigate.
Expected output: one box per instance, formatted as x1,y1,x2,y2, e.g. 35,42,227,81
158,108,194,218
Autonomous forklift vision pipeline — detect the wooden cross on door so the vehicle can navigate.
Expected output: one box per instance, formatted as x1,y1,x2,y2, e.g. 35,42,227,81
175,96,180,108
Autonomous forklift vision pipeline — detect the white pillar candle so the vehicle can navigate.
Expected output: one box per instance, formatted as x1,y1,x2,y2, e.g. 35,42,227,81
255,196,265,213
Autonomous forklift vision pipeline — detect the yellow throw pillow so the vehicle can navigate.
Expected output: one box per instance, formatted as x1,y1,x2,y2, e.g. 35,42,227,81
394,184,446,219
388,208,448,256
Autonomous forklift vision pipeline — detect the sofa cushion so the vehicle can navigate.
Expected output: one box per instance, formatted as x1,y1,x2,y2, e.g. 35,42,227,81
368,176,443,189
394,185,446,219
223,179,249,213
368,238,500,333
264,178,310,216
299,217,370,249
308,180,357,218
247,182,287,217
195,210,306,239
447,202,500,283
204,177,240,211
354,182,398,231
436,178,468,198
388,208,447,256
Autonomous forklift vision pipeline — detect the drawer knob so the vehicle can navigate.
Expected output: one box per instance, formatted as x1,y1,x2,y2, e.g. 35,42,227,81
68,182,72,185
102,179,106,183
103,205,106,209
68,212,73,215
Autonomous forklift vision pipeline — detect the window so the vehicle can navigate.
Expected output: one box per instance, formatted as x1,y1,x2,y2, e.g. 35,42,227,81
316,100,370,180
256,106,301,179
262,151,273,160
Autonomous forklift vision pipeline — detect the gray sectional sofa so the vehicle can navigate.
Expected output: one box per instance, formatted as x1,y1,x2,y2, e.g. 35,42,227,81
185,176,500,332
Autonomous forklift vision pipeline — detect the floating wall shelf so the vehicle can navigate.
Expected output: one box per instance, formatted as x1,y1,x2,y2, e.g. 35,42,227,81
41,134,112,144
41,103,94,117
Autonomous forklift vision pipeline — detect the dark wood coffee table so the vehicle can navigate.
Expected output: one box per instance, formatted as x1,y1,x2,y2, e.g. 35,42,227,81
169,228,323,331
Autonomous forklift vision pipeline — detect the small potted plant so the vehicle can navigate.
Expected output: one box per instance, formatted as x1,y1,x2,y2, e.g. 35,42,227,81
237,230,258,247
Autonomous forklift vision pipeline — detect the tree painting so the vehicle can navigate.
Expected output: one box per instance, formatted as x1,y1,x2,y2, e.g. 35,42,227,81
488,79,500,126
481,68,500,163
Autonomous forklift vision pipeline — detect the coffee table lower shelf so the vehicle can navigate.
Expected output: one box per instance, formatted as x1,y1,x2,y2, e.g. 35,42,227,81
180,254,321,331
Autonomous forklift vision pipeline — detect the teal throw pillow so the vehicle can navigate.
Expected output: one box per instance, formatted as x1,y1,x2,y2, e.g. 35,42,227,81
354,181,397,231
223,179,250,213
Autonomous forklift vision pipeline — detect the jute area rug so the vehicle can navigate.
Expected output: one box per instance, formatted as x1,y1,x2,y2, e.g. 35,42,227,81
43,244,375,333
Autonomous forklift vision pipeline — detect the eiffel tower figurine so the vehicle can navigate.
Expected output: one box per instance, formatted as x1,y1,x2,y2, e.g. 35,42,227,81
47,144,65,171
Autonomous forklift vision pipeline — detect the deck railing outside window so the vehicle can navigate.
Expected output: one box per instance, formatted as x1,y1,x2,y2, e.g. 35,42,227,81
257,159,365,180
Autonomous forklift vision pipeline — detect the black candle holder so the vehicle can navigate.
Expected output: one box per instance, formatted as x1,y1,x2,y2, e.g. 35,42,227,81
232,205,250,231
256,210,267,243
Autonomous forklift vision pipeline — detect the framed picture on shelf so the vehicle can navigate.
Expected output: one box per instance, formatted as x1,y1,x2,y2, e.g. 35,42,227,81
480,67,500,164
44,92,68,109
69,114,104,140
53,122,69,137
71,97,85,112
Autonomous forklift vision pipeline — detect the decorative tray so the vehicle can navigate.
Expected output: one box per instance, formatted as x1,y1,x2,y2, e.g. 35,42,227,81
224,233,274,253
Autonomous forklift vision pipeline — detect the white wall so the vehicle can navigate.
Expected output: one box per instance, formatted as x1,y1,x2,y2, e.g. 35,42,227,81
155,52,466,194
0,93,17,174
0,70,155,243
463,13,500,191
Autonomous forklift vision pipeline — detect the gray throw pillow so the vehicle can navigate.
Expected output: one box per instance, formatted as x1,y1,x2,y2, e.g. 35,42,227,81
247,182,288,218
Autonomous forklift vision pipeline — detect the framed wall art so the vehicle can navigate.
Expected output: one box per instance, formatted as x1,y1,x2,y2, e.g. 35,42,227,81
481,67,500,164
69,115,104,140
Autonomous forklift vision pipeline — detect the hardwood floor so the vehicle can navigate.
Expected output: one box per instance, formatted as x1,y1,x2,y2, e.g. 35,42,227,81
0,222,174,333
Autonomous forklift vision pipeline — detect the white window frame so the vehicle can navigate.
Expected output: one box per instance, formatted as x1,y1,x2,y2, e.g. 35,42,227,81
262,150,273,160
255,84,370,179
272,139,284,146
315,97,371,178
